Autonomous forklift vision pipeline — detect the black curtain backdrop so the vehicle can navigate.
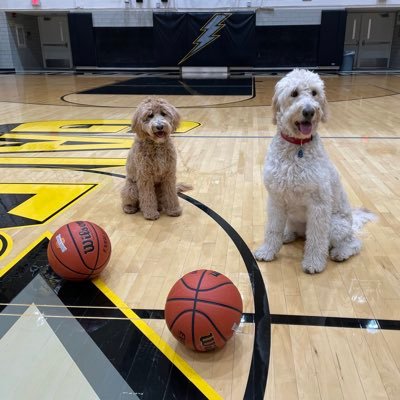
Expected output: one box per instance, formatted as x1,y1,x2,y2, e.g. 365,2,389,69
95,27,154,67
153,12,256,67
68,13,97,67
255,25,320,67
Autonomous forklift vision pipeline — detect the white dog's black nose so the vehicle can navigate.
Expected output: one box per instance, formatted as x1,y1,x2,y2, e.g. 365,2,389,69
302,107,315,120
156,123,164,131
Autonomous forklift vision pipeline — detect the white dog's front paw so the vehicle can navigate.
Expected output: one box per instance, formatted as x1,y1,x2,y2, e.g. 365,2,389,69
302,255,327,274
254,245,277,262
330,240,361,262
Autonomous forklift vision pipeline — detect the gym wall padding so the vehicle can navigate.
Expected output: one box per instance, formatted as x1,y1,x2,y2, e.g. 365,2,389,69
95,27,154,67
68,13,97,67
255,25,320,67
318,10,347,68
68,11,347,69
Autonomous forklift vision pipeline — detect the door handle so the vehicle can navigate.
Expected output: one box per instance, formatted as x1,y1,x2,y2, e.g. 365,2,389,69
361,40,365,46
43,43,68,47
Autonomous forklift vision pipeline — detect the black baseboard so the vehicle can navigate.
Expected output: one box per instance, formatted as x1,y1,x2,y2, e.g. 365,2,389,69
0,68,16,74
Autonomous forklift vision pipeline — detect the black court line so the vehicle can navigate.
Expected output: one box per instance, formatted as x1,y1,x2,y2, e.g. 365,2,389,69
171,135,400,140
59,83,400,110
132,309,400,331
270,314,400,330
80,169,270,400
0,84,392,109
179,192,270,400
3,303,399,332
0,234,8,258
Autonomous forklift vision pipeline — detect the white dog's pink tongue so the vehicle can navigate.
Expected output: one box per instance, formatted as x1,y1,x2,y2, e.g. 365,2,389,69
299,122,312,135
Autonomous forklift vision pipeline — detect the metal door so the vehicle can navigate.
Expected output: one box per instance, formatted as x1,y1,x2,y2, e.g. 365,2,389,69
38,15,72,69
356,12,395,68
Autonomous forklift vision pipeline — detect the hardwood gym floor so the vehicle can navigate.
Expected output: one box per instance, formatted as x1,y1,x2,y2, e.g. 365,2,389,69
0,72,399,399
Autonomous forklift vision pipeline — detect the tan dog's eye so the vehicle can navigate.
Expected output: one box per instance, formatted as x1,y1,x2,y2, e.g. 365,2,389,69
291,90,298,98
147,113,154,119
160,111,166,117
312,90,318,96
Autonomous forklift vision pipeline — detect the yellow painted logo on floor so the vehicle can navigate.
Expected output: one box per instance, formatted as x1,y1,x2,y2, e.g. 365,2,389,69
11,119,200,134
0,157,126,169
0,119,200,154
0,183,97,229
0,133,132,154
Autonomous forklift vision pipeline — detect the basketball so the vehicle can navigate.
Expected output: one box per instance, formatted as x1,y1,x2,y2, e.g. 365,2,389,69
47,221,112,281
165,269,243,352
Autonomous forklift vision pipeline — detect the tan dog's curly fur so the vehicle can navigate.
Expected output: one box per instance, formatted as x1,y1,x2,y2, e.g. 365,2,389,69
121,97,191,220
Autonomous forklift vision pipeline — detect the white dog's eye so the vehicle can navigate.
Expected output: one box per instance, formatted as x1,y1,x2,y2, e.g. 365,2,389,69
312,90,318,96
291,90,298,98
160,111,166,117
147,113,154,119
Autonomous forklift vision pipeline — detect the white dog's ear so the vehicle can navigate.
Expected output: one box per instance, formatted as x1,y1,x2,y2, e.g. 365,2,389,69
321,95,329,123
271,93,279,125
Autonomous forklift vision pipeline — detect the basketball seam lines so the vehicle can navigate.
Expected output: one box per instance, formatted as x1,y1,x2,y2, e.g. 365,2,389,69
87,222,100,275
66,223,96,271
49,239,91,276
180,278,233,292
168,309,192,331
191,270,207,352
166,298,242,314
95,252,111,273
194,310,227,343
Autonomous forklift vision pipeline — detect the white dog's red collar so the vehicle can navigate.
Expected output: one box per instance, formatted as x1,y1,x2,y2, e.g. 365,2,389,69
280,132,313,145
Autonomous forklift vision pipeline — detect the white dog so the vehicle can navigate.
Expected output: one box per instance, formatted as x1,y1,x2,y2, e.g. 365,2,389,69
254,69,374,273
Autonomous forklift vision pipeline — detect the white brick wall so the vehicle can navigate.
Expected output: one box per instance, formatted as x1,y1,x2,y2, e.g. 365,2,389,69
0,12,14,69
91,10,153,27
256,8,322,26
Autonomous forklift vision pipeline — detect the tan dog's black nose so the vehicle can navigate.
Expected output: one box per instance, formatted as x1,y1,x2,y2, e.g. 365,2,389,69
302,107,315,120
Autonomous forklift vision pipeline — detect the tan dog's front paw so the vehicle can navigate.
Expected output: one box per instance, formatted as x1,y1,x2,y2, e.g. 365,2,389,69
166,207,182,217
143,210,160,220
123,205,138,214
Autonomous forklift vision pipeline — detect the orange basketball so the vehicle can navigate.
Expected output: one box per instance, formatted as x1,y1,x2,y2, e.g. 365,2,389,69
165,269,243,351
47,221,111,281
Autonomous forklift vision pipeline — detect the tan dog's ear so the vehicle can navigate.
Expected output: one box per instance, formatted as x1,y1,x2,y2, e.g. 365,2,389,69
131,109,139,134
271,93,279,125
164,102,181,133
131,102,147,138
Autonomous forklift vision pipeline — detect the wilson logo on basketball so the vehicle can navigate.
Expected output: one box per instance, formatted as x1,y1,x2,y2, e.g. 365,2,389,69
200,333,216,351
77,221,95,254
178,331,186,343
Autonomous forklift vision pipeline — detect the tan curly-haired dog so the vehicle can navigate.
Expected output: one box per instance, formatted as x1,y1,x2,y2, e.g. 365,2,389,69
121,97,191,220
